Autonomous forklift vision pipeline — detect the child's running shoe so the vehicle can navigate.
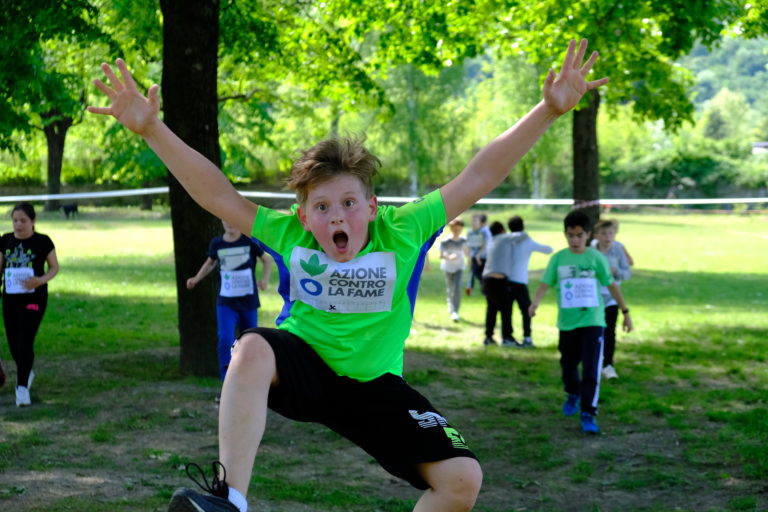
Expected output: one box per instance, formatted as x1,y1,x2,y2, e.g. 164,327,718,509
580,412,599,434
602,365,619,379
562,393,579,416
501,337,521,347
522,336,535,348
16,386,31,407
168,462,238,512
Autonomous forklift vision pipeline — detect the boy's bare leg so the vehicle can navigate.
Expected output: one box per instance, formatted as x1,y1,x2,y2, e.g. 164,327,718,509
218,334,278,496
414,457,482,512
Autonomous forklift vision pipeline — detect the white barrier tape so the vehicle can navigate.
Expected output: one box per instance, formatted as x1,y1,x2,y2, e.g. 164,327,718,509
0,187,170,202
0,188,765,206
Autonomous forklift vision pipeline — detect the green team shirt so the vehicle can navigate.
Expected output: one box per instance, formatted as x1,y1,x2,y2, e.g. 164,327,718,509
251,189,446,382
541,247,614,331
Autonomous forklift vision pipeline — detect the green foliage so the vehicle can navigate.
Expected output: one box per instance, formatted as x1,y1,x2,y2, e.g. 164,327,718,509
0,0,112,151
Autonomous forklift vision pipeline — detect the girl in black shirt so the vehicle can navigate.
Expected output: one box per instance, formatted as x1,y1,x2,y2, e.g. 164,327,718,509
0,202,59,406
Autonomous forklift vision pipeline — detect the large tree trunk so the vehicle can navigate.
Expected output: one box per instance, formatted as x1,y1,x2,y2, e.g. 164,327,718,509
572,89,601,225
161,0,221,377
41,109,73,212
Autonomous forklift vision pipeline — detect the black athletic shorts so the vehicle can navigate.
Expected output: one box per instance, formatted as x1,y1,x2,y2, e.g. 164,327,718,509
236,327,477,490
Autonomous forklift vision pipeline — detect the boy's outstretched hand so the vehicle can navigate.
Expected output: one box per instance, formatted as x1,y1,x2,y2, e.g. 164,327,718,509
87,59,160,136
542,39,608,116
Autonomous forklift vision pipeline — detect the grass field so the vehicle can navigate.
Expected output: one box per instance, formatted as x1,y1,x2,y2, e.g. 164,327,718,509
0,206,766,512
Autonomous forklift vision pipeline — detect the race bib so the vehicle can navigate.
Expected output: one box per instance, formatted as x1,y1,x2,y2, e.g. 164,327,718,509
560,277,599,309
4,267,34,294
289,247,396,314
220,268,254,297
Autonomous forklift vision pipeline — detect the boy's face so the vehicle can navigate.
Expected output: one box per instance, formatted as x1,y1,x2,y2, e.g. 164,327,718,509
297,174,378,263
471,217,481,230
595,227,615,245
449,223,463,236
564,225,590,253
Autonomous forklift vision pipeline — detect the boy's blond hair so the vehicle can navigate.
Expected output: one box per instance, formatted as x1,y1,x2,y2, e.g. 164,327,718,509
286,137,380,205
594,218,617,232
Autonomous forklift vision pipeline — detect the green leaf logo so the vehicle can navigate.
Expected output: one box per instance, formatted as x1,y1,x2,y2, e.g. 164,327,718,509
300,254,327,276
565,281,573,289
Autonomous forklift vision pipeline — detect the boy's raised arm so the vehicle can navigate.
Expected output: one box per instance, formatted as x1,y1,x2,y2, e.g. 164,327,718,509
87,59,258,235
441,39,609,221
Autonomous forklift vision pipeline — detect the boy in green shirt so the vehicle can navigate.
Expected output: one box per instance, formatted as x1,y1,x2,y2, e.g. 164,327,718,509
529,210,633,434
89,39,608,512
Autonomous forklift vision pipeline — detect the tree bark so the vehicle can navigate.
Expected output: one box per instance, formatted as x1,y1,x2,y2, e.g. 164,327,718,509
160,0,221,376
41,109,73,212
572,89,601,225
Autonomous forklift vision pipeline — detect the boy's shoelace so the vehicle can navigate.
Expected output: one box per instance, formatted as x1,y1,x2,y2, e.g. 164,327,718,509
185,461,229,498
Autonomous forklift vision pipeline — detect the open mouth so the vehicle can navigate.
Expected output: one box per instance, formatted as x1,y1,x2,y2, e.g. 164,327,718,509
332,231,349,250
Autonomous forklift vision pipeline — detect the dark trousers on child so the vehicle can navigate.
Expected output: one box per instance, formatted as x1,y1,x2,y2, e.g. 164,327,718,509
558,326,604,415
2,295,47,388
467,257,486,292
507,281,532,337
483,276,511,339
603,305,619,367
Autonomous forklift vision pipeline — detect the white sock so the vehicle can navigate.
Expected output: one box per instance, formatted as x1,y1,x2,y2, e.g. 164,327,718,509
227,486,248,512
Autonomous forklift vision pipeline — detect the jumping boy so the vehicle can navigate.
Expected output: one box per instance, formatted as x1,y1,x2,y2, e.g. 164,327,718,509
528,210,632,435
89,39,608,512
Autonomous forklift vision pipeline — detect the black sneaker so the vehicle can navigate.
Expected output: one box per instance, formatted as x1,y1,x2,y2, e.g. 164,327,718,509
168,462,238,512
483,337,497,346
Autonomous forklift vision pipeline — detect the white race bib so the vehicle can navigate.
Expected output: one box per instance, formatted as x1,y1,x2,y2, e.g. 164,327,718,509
560,277,599,308
4,267,34,294
289,248,396,313
219,268,254,298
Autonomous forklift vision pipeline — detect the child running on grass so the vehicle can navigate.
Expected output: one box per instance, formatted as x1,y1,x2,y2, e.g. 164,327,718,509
439,218,469,322
186,220,273,383
465,213,491,297
590,219,631,379
529,210,633,435
89,39,608,512
504,215,553,347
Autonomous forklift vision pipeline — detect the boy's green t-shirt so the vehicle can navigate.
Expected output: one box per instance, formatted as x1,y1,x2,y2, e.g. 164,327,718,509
251,189,446,382
541,247,614,331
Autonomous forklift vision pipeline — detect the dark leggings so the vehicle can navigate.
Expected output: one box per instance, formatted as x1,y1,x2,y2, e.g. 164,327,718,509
483,277,512,339
3,294,47,388
603,305,619,367
507,281,532,337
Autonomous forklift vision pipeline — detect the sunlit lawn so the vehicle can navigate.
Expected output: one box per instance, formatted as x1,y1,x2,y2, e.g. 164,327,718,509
0,205,765,511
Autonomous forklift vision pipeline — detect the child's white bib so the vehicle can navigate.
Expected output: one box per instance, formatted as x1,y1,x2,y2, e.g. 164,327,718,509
4,267,34,294
560,277,599,308
219,268,254,297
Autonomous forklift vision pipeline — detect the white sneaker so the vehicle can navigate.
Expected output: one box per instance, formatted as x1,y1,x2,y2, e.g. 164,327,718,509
602,365,619,379
16,385,31,407
450,312,460,322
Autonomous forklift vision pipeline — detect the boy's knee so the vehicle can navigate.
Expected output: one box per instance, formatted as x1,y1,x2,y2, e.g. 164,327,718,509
230,333,277,380
424,457,483,510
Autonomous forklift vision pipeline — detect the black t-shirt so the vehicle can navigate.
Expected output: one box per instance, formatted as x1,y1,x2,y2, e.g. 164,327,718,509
1,232,55,300
208,234,265,310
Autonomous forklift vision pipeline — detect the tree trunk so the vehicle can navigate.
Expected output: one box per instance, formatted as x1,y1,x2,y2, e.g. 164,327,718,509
572,89,601,225
161,0,221,377
41,109,73,212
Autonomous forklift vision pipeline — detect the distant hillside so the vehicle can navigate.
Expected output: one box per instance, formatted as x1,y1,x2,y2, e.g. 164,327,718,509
680,36,768,110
